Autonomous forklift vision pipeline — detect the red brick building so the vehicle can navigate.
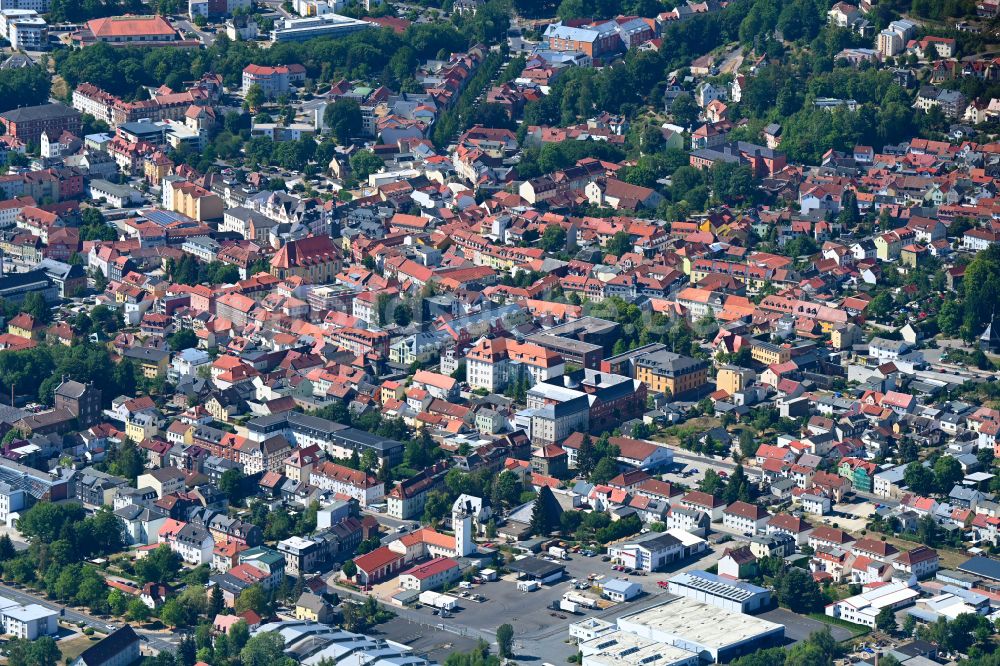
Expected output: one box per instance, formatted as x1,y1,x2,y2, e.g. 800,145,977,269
0,104,82,145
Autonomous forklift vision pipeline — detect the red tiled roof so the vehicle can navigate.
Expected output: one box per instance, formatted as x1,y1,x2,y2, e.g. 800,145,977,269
87,14,176,38
400,556,458,580
724,501,767,520
353,546,403,573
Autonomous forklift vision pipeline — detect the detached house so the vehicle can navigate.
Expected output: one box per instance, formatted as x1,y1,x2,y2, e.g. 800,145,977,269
894,546,939,579
766,513,813,546
809,525,855,552
722,501,769,535
678,491,726,521
852,537,899,563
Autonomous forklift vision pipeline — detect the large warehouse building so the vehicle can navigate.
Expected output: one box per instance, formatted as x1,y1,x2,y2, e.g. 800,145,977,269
580,630,699,666
613,596,785,663
667,570,772,613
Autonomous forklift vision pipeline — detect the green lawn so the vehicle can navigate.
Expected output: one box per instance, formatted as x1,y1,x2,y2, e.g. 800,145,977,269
807,613,871,638
58,634,102,662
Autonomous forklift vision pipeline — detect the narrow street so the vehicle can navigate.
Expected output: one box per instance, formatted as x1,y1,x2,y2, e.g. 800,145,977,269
0,581,179,653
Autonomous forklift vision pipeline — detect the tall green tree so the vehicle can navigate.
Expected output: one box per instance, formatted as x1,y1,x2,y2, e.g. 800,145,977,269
529,486,557,536
933,456,963,494
963,244,1000,338
496,624,514,659
244,84,265,112
324,99,363,144
903,461,935,496
776,568,825,613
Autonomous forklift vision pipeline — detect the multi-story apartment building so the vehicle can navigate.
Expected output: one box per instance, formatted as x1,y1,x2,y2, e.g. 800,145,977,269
235,435,289,475
634,350,708,398
2,11,46,50
309,461,384,507
0,103,81,145
242,63,305,96
544,20,620,58
466,337,564,392
722,501,770,535
386,462,448,519
53,378,102,427
270,235,342,282
330,326,389,358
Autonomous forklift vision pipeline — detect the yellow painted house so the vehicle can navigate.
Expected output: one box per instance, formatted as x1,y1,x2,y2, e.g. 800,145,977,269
7,313,42,340
123,347,170,378
634,350,709,398
294,592,334,623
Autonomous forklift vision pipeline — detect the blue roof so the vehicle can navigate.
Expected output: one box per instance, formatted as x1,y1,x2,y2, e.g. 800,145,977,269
603,578,640,593
669,570,768,601
141,209,194,227
959,556,1000,582
177,348,209,361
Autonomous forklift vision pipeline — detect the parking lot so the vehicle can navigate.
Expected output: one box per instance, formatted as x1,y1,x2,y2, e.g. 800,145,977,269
660,461,710,489
758,608,854,644
375,543,724,663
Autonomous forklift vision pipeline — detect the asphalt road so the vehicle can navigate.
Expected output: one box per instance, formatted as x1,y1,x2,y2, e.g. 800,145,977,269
175,18,216,46
0,581,178,653
359,509,420,544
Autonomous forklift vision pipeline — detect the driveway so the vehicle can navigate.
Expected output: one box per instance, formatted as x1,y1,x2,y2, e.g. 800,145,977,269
758,607,854,644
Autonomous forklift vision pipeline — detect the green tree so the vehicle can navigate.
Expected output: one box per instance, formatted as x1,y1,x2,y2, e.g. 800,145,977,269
738,429,756,458
933,456,963,494
135,544,182,584
540,224,567,252
699,469,725,495
264,508,293,541
0,64,49,113
491,470,521,509
576,434,596,477
240,632,296,666
21,292,51,324
178,634,197,666
605,231,632,257
496,623,514,659
208,584,225,618
670,93,699,128
244,84,265,112
776,568,824,613
342,559,358,579
902,614,917,637
875,606,897,635
917,513,940,547
962,244,1000,338
711,161,755,205
838,190,861,227
590,457,619,485
529,486,557,536
938,299,963,336
903,461,935,496
108,589,129,616
0,534,16,561
422,490,452,526
235,584,268,616
158,599,186,628
128,597,151,623
324,98,363,144
6,636,59,666
350,149,384,180
219,468,245,504
105,439,144,483
168,328,197,351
